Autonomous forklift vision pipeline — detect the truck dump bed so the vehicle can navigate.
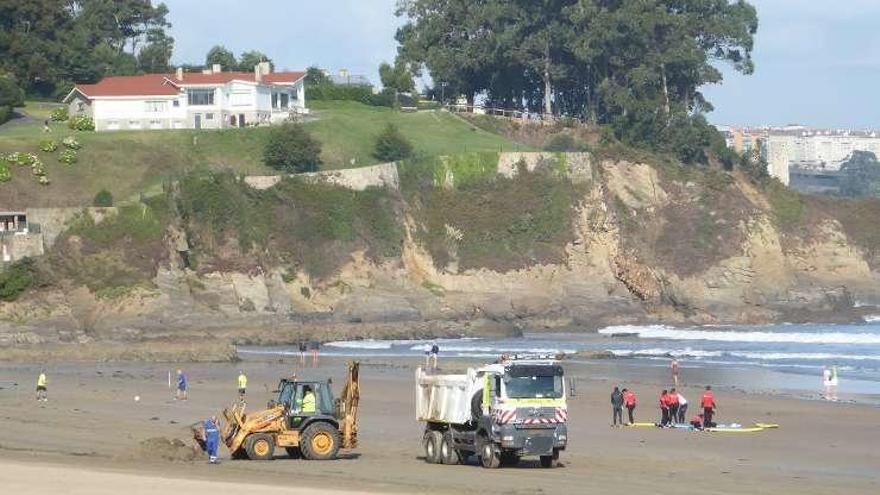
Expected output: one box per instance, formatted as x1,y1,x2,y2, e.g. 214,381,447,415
415,367,481,425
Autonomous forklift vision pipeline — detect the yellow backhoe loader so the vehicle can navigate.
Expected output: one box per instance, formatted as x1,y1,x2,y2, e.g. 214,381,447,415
212,361,360,461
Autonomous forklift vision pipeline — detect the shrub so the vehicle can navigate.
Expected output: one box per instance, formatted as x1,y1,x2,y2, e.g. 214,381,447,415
0,161,10,182
50,107,69,122
0,76,24,108
373,124,413,162
40,140,58,152
544,134,589,152
0,258,36,302
62,136,82,150
93,189,113,207
0,105,10,125
59,149,77,165
7,152,38,167
263,123,322,173
68,114,95,131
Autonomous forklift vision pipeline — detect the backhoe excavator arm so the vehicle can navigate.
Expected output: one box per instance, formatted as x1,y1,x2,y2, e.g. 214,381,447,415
339,361,360,449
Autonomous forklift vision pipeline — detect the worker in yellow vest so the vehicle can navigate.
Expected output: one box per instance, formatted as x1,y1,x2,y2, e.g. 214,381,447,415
36,370,48,402
237,371,248,398
302,385,316,414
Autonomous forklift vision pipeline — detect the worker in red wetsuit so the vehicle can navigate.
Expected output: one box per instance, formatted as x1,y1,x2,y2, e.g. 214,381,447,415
667,388,680,425
701,385,717,428
659,390,670,427
623,388,637,425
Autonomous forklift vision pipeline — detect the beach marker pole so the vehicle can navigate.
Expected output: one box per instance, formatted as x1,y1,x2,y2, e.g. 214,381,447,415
168,371,171,389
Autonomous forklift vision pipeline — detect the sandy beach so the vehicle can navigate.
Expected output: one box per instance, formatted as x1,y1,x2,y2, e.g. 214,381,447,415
0,356,877,494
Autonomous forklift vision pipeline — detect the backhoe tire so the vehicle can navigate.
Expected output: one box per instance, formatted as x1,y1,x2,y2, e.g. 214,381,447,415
480,441,501,469
440,431,459,465
285,447,301,459
231,448,248,460
245,433,275,461
423,430,442,464
540,455,554,468
301,422,341,461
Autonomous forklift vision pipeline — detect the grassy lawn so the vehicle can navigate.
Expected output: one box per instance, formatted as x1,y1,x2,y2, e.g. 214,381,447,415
0,101,527,208
21,100,65,122
306,101,529,169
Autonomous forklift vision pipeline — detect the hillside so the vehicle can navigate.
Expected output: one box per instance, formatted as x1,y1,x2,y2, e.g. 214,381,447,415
3,146,880,361
0,101,527,208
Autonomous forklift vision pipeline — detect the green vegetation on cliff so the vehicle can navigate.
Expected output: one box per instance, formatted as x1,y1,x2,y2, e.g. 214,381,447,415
401,154,583,271
177,171,403,278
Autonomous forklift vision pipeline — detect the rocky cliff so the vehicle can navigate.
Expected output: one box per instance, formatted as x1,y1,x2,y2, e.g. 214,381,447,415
2,152,879,361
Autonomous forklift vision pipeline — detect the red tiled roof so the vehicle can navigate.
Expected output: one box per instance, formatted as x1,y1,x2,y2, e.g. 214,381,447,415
168,71,306,85
68,71,306,100
72,74,180,98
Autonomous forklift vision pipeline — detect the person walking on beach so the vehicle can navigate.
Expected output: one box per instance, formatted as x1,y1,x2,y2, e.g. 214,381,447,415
623,388,637,425
310,341,321,367
659,390,670,427
36,370,48,402
676,390,688,423
611,386,624,427
829,365,839,401
667,388,680,425
175,369,188,401
822,366,832,400
671,358,680,386
429,341,440,369
237,371,248,399
298,341,307,367
203,416,220,464
701,386,716,428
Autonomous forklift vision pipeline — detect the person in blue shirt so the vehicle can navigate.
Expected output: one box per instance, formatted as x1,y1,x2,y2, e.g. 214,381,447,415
176,369,188,401
203,416,220,463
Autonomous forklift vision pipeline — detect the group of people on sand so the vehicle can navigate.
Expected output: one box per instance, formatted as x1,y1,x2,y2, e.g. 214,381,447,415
611,359,719,430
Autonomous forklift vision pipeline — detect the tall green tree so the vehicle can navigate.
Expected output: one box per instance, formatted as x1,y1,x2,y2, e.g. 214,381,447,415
238,51,273,72
138,28,175,73
205,45,237,70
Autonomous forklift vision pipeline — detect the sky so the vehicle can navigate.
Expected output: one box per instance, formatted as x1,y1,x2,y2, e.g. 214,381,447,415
162,0,880,129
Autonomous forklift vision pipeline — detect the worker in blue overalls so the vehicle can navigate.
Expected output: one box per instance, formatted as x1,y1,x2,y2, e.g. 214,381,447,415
204,416,220,463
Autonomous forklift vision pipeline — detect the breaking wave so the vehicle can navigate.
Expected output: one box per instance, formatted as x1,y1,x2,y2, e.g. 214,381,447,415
599,325,880,345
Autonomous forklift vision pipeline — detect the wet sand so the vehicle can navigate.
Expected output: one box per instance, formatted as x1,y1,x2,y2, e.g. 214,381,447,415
0,357,877,494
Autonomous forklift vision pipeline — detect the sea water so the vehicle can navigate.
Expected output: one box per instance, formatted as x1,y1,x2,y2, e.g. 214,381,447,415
239,319,880,397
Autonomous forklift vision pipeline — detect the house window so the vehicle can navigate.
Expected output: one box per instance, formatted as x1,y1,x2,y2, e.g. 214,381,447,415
205,113,214,120
150,120,162,129
272,93,278,108
173,100,180,107
230,91,250,106
145,100,167,113
129,120,141,129
107,121,120,130
76,102,86,112
187,89,215,106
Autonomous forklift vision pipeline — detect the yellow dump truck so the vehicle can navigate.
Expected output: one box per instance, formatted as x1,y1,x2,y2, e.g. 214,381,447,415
216,361,360,461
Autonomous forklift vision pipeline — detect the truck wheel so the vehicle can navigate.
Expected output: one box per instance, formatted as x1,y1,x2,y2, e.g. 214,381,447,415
245,433,275,461
423,430,442,464
440,432,459,465
231,448,248,460
301,422,341,461
539,455,555,468
480,442,501,469
285,447,301,459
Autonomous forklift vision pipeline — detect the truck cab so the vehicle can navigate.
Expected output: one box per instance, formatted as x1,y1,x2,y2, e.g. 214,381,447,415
417,356,568,469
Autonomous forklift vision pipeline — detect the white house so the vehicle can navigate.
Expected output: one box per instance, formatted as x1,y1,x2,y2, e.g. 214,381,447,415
63,63,307,131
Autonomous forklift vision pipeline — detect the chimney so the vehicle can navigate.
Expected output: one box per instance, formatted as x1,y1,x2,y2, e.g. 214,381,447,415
212,63,222,74
176,67,184,81
254,61,271,82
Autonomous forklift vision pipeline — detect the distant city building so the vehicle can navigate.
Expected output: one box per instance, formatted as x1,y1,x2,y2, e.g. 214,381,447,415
719,125,880,186
322,68,372,87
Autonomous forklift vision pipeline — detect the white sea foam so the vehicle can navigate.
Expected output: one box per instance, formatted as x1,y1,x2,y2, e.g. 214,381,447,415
608,348,880,362
863,315,880,322
598,325,880,345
